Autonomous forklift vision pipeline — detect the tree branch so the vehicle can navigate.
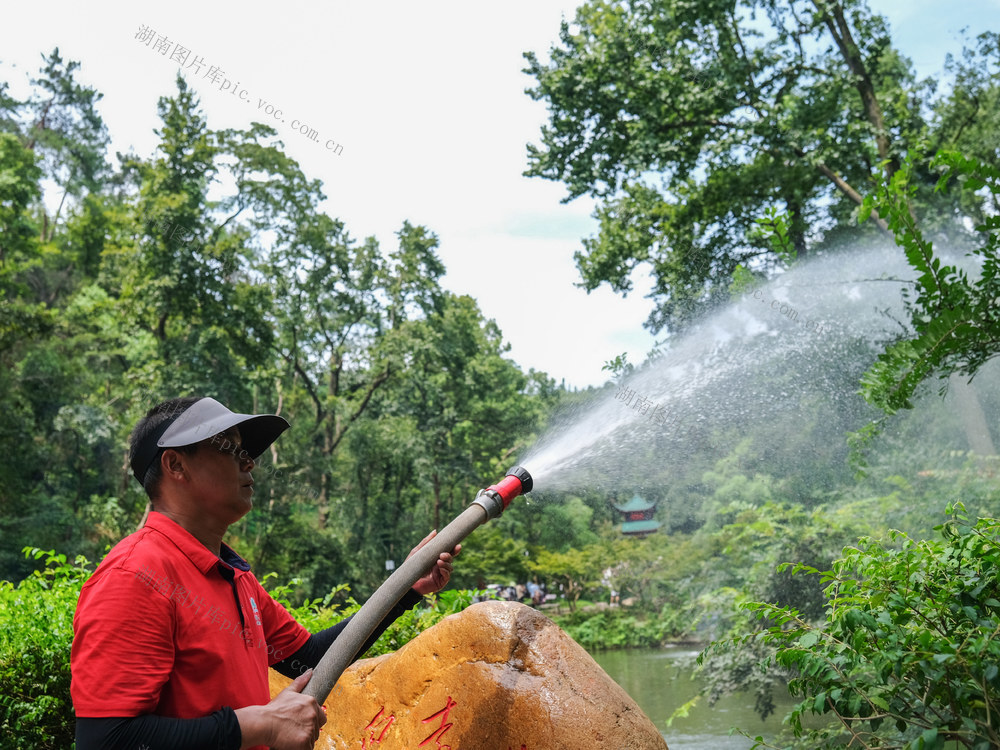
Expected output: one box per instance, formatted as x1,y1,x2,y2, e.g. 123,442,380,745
814,0,897,182
328,365,392,455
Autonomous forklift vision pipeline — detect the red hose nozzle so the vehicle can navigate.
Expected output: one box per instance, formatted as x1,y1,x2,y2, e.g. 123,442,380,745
486,466,533,509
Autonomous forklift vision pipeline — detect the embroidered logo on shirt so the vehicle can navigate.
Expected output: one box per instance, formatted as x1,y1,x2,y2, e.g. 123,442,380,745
249,596,263,627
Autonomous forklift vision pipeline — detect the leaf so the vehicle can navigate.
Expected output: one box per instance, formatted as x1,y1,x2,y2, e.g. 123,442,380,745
799,631,819,648
666,695,701,727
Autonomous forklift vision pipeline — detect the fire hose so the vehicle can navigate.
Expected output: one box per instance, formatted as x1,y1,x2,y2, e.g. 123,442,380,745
302,466,533,705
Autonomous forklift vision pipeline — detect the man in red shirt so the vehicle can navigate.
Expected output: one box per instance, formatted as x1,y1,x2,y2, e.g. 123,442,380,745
72,397,459,750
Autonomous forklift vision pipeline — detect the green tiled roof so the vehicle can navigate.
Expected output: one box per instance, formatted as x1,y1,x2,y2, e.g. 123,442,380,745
612,493,657,513
621,519,661,534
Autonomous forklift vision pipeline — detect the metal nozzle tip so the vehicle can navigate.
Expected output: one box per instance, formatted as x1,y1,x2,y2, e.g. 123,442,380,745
505,466,533,494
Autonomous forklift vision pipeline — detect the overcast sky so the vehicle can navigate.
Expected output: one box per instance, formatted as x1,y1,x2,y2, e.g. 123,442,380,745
1,0,996,388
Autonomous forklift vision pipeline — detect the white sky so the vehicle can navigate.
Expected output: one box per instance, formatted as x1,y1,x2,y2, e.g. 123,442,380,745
1,0,996,388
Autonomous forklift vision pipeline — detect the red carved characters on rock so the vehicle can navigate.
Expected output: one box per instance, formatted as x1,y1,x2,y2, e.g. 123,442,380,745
360,696,525,749
361,706,395,748
418,696,457,749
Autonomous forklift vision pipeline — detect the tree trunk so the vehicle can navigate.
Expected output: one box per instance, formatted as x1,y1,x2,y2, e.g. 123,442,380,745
818,0,898,182
432,472,442,532
950,374,997,456
318,423,331,529
136,500,151,532
786,197,807,260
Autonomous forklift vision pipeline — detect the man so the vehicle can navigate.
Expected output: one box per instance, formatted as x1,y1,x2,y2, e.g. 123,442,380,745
72,396,459,750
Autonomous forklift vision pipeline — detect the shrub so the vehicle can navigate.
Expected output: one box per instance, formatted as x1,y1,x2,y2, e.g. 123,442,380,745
552,609,669,651
0,548,91,750
703,504,1000,749
267,575,490,656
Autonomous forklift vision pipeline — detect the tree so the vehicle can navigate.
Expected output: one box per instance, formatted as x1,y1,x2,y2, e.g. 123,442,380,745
325,289,554,592
0,49,111,242
0,51,555,601
260,219,445,530
0,131,57,580
393,292,548,529
523,1,997,334
449,525,530,590
527,544,608,612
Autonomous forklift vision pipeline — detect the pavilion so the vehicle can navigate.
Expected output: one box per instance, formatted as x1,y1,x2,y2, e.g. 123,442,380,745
611,493,661,537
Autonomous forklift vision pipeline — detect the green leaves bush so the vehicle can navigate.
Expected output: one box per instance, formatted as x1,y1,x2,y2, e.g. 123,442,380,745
267,575,489,657
0,548,91,750
704,503,1000,749
552,608,670,651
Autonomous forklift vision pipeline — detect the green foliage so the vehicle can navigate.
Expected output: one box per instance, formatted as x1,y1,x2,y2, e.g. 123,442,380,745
601,351,634,378
526,543,608,612
448,524,529,590
859,151,1000,416
704,504,1000,749
0,548,93,749
750,208,797,266
552,608,669,651
0,51,555,601
729,264,758,297
267,574,486,658
523,0,994,333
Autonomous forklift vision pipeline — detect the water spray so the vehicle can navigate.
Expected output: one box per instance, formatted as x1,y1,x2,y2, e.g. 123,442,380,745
303,466,533,705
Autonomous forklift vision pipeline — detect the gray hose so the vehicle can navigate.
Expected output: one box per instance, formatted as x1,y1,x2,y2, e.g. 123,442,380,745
302,494,501,705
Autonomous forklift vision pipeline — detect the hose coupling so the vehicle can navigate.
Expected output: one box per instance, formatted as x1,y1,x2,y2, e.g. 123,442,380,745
472,488,505,520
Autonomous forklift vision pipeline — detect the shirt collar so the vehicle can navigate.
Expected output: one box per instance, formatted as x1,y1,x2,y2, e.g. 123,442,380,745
144,511,252,575
220,543,251,572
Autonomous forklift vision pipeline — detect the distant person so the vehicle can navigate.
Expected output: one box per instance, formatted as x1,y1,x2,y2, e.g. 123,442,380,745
602,566,619,606
71,397,460,750
527,580,543,607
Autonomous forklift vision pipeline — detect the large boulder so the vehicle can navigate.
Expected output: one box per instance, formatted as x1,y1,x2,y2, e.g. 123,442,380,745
270,600,669,749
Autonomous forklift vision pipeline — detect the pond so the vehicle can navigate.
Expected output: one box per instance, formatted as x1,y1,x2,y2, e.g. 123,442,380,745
591,646,799,749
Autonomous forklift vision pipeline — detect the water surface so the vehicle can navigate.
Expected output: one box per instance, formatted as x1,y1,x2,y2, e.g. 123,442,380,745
592,646,798,749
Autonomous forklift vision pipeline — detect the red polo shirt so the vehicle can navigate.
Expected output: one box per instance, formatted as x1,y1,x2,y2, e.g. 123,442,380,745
71,511,311,741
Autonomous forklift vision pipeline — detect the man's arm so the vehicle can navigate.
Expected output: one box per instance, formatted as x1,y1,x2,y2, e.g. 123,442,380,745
272,531,459,679
271,589,423,679
76,709,240,750
76,672,325,750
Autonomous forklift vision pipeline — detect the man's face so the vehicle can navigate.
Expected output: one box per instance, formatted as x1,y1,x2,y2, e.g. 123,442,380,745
179,427,256,522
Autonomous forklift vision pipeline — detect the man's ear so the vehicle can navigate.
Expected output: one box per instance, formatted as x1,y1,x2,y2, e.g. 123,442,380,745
160,448,189,482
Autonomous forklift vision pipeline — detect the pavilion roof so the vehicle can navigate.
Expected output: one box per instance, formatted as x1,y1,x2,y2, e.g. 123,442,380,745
611,493,657,513
621,519,662,534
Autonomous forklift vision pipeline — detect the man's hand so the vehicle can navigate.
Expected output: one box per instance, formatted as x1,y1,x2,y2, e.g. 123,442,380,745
409,530,462,596
235,669,326,750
